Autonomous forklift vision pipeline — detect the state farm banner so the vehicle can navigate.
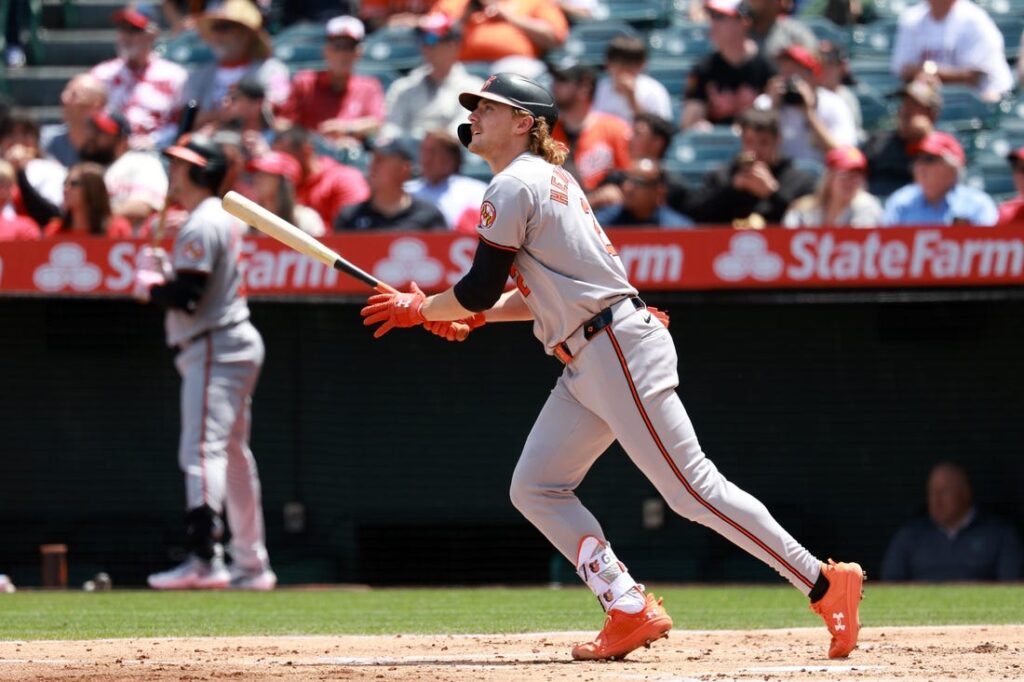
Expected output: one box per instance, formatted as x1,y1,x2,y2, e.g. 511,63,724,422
0,226,1022,297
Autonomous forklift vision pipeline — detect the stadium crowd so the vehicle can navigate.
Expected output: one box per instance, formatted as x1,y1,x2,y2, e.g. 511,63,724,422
1,0,1023,242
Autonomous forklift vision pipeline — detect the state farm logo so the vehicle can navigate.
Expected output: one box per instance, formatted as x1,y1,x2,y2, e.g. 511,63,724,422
33,243,102,292
374,238,445,287
713,232,784,282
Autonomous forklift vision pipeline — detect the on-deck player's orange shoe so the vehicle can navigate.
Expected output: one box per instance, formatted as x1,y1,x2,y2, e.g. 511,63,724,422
572,592,673,661
810,559,865,658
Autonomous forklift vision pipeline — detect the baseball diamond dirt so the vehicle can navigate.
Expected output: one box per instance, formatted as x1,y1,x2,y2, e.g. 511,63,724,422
0,625,1020,681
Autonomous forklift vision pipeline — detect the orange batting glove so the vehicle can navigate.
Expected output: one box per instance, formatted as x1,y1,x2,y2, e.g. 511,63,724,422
360,282,427,338
648,306,670,329
423,313,486,342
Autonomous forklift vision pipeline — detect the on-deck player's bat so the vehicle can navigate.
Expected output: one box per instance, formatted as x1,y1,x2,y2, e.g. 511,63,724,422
221,190,398,294
221,191,471,340
152,99,200,245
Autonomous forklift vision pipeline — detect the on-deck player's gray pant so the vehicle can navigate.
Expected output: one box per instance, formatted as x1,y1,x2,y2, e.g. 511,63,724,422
175,320,270,572
510,306,821,594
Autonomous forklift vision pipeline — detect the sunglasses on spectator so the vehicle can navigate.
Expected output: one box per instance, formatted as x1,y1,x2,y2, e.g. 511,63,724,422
914,154,944,165
626,175,660,187
64,178,82,188
209,20,239,33
326,38,359,51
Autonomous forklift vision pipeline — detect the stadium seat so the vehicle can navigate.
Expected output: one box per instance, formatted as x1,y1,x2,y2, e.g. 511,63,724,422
870,0,914,18
667,127,741,165
849,59,901,95
849,19,898,58
355,63,402,91
793,157,825,182
274,42,323,64
965,163,1016,198
646,24,712,60
461,152,493,182
463,61,494,80
557,20,638,66
938,86,998,132
801,16,851,51
661,158,722,186
592,0,669,29
855,89,894,132
646,62,692,99
158,31,215,65
273,21,327,45
970,129,1024,165
976,0,1024,15
993,15,1024,57
360,27,422,72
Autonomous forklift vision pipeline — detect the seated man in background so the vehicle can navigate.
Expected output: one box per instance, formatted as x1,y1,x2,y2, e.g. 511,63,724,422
432,0,569,77
685,108,816,226
882,131,997,226
276,16,385,149
682,0,776,131
41,74,108,168
549,59,632,195
89,5,188,150
382,13,483,140
405,129,488,232
183,0,291,129
592,34,673,125
881,462,1022,581
335,138,446,231
272,126,370,228
862,80,941,199
81,110,167,229
755,45,857,165
891,0,1014,102
746,0,817,63
996,146,1024,225
595,158,694,228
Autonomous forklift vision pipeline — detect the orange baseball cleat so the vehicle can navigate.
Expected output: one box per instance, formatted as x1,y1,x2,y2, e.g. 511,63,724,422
810,559,866,658
572,592,673,661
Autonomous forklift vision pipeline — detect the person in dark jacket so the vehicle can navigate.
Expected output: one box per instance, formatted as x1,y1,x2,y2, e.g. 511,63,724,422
685,108,816,226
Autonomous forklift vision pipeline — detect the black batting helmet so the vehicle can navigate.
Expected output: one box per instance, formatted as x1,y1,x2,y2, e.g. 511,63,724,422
457,73,558,148
163,134,229,192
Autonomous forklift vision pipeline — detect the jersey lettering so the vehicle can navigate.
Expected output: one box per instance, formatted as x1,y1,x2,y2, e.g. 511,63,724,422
550,168,571,206
580,197,618,257
510,263,531,297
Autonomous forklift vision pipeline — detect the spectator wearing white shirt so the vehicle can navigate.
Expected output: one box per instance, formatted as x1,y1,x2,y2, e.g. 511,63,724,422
592,35,673,125
755,45,857,165
404,129,488,233
382,13,483,140
89,5,188,151
891,0,1013,102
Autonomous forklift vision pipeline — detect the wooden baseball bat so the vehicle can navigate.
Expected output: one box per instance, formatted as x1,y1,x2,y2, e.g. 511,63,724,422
152,99,200,245
221,190,398,294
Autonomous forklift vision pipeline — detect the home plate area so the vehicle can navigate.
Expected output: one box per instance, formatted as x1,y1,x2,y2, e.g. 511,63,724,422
0,625,1019,681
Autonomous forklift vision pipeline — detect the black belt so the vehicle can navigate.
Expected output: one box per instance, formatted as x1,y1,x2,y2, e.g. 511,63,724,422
554,297,645,365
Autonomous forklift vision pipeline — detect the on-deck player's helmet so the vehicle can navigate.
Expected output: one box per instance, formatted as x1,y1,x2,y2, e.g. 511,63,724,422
456,73,559,148
163,133,229,192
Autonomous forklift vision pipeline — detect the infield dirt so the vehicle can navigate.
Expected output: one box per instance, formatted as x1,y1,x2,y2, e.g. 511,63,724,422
0,625,1020,681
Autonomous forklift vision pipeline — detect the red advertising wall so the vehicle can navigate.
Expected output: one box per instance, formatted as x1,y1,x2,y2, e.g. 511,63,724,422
1,226,1022,297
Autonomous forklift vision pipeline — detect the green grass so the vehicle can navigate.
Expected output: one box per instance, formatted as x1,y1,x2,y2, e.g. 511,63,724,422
0,585,1021,641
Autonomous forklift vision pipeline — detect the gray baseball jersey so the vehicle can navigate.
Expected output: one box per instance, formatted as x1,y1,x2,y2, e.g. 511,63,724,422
167,196,270,574
486,152,824,596
476,153,636,351
165,196,249,348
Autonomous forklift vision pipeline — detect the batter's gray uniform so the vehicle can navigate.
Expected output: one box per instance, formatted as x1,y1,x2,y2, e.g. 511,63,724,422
166,196,270,573
487,154,822,593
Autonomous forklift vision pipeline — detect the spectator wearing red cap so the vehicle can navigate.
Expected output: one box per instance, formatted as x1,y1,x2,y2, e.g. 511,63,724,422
754,44,857,165
81,109,168,228
183,0,291,129
42,162,133,238
276,16,384,149
862,79,941,198
248,151,326,237
0,159,41,240
381,14,483,140
783,146,883,227
89,5,189,151
746,0,817,63
682,0,776,131
891,0,1013,102
882,132,997,227
272,126,370,227
996,148,1024,226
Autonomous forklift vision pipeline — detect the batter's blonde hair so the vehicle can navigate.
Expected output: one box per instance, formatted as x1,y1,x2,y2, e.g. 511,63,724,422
514,110,568,166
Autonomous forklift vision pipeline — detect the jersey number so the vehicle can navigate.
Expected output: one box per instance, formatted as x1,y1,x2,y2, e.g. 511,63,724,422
510,264,531,297
550,167,617,257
